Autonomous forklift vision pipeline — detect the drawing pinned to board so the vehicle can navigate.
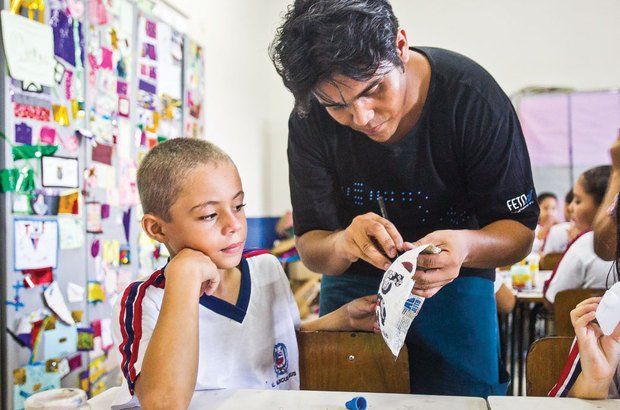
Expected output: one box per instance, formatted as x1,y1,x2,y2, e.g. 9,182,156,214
41,156,79,188
0,11,56,86
14,219,59,270
58,215,84,249
86,202,103,233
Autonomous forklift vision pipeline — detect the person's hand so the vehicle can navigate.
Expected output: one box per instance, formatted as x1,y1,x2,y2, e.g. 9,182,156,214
610,135,620,172
571,297,620,385
335,213,404,271
344,294,379,333
404,230,469,298
166,248,221,296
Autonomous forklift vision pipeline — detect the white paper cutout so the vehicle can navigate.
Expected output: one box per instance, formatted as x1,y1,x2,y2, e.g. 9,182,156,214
67,282,85,303
44,281,76,325
377,244,441,357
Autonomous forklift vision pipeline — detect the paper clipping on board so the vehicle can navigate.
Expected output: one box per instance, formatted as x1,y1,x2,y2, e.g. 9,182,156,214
376,244,441,357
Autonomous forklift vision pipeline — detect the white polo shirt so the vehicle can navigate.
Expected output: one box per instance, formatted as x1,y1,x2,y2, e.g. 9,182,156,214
113,251,301,401
544,232,614,303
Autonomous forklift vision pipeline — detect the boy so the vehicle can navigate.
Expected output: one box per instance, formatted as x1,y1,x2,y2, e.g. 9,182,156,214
113,138,378,408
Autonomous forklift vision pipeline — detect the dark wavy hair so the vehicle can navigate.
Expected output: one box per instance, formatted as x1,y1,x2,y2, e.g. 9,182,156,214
580,165,612,205
269,0,402,116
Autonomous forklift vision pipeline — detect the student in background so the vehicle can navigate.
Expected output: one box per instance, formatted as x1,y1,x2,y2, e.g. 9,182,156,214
533,192,559,253
544,165,613,308
549,140,620,398
113,139,378,408
542,190,579,256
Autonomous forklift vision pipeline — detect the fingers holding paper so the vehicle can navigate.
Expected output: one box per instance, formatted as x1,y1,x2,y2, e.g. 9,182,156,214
404,230,469,298
337,212,404,270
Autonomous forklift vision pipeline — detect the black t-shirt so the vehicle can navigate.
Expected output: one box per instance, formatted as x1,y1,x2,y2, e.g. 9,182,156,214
287,47,539,280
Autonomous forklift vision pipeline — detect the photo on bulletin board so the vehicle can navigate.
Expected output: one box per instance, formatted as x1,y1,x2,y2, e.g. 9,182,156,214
14,218,59,270
41,156,79,188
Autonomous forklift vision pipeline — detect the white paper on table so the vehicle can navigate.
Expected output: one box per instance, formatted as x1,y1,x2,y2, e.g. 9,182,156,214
0,11,56,86
377,244,441,357
67,282,85,303
44,281,76,325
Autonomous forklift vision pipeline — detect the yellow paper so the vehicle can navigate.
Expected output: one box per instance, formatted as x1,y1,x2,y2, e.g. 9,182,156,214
102,240,120,266
52,104,69,126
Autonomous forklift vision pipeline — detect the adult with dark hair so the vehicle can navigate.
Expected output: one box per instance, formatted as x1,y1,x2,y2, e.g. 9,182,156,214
271,0,539,397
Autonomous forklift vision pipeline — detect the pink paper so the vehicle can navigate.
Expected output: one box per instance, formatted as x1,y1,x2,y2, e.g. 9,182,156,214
40,126,57,145
100,48,113,70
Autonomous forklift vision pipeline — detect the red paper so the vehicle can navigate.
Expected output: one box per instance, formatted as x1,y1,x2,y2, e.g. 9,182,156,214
92,143,113,165
22,267,54,288
91,320,102,338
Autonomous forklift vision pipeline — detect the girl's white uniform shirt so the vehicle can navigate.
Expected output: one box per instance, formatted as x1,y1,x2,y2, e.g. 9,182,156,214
545,232,614,303
113,252,301,400
542,222,571,255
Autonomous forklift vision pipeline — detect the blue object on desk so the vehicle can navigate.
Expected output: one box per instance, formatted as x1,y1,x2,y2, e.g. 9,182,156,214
345,396,367,410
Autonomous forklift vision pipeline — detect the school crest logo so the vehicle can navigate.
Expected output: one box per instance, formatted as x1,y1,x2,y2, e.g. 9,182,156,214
273,343,288,376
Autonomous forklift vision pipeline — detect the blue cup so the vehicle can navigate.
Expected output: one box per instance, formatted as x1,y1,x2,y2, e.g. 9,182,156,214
345,396,367,410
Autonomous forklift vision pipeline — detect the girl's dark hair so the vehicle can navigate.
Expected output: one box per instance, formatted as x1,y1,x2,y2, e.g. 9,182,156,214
580,165,612,205
537,192,557,204
564,189,574,204
269,0,402,116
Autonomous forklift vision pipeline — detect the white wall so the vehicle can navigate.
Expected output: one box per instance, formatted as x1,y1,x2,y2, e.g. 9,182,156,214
167,0,620,217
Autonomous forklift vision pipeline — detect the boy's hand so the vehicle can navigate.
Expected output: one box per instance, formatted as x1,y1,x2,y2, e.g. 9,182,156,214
166,248,220,296
345,294,379,333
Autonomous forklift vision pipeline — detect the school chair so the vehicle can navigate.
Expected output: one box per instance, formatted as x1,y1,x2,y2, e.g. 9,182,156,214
554,288,606,336
526,336,574,396
539,252,563,271
297,331,410,393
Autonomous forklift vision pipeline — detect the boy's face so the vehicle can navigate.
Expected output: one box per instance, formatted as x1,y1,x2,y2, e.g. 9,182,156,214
159,161,247,269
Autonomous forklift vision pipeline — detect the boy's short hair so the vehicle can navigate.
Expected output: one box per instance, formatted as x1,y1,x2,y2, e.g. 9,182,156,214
137,138,231,221
269,0,401,116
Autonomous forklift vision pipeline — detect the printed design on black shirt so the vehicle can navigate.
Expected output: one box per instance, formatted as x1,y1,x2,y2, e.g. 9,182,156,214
506,189,535,214
342,182,432,223
341,182,472,225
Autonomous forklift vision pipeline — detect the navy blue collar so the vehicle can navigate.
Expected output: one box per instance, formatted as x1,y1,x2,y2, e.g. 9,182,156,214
198,257,251,323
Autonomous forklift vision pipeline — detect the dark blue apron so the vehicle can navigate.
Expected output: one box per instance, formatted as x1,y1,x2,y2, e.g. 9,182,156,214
320,274,509,397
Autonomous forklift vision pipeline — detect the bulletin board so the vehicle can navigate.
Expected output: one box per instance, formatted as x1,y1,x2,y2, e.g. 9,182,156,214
0,1,205,408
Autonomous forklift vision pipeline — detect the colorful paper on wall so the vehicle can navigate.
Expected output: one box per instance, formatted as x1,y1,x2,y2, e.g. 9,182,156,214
87,281,105,304
86,202,103,233
1,11,56,86
14,219,58,270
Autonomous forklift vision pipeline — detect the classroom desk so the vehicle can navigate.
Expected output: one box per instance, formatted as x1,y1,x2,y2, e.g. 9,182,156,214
510,290,545,395
88,387,488,409
488,395,620,410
